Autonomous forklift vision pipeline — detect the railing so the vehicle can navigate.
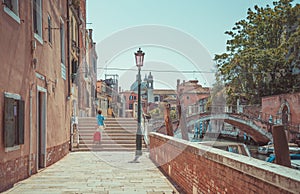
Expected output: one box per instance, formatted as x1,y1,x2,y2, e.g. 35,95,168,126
189,107,300,135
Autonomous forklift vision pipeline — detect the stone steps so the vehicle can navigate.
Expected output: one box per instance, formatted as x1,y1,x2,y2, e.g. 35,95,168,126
73,117,146,152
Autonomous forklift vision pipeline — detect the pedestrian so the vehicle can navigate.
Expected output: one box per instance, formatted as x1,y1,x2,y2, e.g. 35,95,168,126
94,110,105,144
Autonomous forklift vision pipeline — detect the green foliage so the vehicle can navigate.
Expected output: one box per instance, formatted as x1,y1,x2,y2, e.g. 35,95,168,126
170,109,177,120
149,108,159,116
215,0,300,105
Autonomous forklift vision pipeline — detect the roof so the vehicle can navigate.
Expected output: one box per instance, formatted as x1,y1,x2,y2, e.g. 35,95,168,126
153,89,177,95
163,96,177,102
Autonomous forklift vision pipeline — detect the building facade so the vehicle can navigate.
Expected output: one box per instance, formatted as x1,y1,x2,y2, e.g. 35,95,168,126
176,79,210,116
96,80,110,117
261,92,300,143
0,0,95,192
121,91,147,118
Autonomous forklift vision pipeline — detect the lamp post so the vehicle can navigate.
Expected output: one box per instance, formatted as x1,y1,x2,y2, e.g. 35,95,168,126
135,48,145,157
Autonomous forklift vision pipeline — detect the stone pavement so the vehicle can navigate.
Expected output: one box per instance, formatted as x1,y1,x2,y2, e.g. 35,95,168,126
3,152,180,194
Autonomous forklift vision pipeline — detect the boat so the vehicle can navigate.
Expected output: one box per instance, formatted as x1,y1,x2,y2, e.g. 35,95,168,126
266,153,300,170
257,143,300,155
198,141,251,157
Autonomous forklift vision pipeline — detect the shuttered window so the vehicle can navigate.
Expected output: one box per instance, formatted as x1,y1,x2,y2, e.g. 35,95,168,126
4,95,25,147
18,100,25,144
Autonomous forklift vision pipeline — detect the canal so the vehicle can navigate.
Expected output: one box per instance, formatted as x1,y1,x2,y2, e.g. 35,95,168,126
174,131,269,161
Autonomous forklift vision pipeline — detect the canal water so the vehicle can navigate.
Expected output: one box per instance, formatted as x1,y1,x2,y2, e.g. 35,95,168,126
180,132,269,161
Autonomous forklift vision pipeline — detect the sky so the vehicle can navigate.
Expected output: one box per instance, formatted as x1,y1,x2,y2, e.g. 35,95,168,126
86,0,280,91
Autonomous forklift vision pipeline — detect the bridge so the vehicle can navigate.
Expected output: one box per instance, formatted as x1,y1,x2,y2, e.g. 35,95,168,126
153,110,276,145
185,112,273,144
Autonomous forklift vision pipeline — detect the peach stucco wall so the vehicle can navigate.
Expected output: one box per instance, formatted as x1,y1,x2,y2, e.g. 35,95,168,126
0,1,72,191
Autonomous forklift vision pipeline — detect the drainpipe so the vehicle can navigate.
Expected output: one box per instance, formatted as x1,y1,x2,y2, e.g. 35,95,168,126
67,0,72,151
29,83,34,176
67,1,71,98
29,0,35,176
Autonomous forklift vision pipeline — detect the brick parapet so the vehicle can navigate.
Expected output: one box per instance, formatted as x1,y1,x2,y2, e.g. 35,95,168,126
150,132,300,194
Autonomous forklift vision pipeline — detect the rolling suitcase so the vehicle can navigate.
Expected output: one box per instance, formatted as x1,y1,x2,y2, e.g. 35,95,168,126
93,131,101,143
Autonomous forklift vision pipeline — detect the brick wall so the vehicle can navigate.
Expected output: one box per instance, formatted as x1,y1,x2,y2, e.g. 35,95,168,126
0,142,69,192
0,155,29,192
46,141,69,167
150,133,300,194
262,93,300,124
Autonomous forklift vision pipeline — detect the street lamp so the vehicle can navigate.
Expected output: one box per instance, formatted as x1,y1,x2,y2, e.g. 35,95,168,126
135,48,145,158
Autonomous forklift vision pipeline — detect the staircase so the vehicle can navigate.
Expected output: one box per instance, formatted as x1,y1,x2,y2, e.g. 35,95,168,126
75,117,146,151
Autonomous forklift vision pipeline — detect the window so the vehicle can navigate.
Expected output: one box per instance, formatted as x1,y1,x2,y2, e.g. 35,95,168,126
33,0,42,42
60,20,66,80
60,21,65,64
71,60,78,83
154,96,159,102
3,0,20,23
4,92,24,148
129,96,133,100
47,15,52,44
129,103,133,110
134,96,137,100
93,57,97,73
71,18,74,41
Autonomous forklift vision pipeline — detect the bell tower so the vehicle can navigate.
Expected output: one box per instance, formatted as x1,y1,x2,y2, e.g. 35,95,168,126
147,72,154,103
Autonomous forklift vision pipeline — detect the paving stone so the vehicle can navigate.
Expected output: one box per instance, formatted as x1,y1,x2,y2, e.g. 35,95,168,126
3,152,179,194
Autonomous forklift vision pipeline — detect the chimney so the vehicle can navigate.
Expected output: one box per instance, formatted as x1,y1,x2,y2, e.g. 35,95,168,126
88,29,93,39
177,79,180,92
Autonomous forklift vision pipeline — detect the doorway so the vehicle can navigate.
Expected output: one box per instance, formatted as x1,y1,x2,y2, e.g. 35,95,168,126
37,86,47,169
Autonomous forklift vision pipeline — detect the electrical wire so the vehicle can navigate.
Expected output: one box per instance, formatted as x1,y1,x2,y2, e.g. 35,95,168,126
97,67,216,74
97,67,295,74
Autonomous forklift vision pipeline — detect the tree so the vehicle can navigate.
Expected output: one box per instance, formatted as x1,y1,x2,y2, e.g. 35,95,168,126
215,0,300,105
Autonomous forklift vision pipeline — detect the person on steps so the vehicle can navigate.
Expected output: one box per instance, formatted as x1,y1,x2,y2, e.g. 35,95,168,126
94,110,105,144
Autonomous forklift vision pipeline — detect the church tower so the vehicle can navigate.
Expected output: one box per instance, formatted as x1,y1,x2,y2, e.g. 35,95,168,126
147,72,154,103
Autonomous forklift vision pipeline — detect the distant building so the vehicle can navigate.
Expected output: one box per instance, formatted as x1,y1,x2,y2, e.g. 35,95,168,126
122,75,211,120
120,91,147,118
96,80,109,117
176,79,210,116
153,89,177,103
261,93,300,143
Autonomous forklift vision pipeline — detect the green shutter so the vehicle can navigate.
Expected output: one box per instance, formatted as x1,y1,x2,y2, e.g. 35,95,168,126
4,97,16,147
18,100,25,144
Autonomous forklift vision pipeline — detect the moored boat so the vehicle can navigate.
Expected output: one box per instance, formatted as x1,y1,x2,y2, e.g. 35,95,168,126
257,143,300,155
198,141,251,157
